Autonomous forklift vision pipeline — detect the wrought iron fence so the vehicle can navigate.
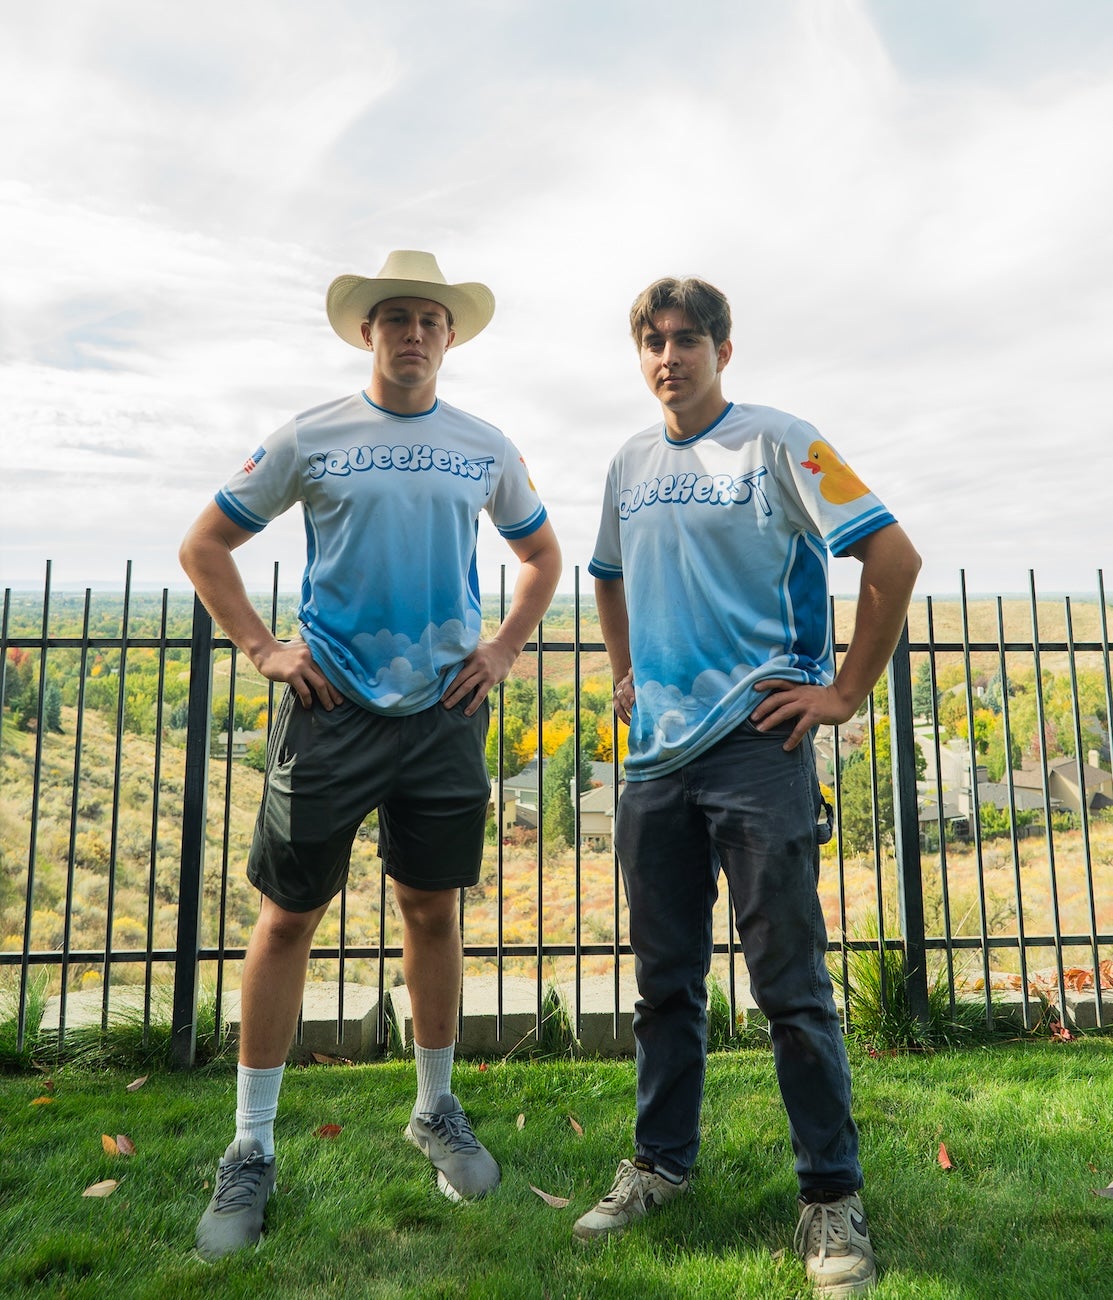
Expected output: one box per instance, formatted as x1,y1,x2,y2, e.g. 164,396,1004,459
1,563,1110,1065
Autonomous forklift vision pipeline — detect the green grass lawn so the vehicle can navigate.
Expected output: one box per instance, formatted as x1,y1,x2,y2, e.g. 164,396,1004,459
1,1040,1111,1298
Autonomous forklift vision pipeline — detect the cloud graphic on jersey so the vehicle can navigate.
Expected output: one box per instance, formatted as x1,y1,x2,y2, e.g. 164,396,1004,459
637,681,703,744
350,617,481,707
638,664,754,745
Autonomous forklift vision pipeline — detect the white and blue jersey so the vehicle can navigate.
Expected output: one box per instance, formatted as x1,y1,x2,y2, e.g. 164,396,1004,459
215,392,548,716
589,403,894,780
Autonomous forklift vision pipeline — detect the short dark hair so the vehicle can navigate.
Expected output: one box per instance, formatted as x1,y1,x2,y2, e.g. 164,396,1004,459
629,276,732,349
367,299,455,330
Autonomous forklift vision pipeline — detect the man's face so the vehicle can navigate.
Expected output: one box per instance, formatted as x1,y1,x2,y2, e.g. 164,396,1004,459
361,297,455,394
638,308,731,422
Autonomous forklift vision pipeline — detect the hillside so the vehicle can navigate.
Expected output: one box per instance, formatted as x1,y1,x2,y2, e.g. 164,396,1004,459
3,693,1110,1007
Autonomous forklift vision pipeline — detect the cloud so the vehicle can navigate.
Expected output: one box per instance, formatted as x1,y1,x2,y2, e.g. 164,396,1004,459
1,0,1111,599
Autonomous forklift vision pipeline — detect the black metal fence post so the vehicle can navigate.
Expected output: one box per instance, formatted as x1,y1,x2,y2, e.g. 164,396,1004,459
888,625,930,1025
171,595,213,1069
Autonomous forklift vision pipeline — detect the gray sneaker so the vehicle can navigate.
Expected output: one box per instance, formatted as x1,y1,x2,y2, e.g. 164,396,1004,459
405,1093,500,1201
573,1157,688,1241
195,1138,277,1262
794,1192,877,1296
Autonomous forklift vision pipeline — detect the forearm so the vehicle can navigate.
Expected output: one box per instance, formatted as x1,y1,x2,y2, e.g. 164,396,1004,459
492,564,559,656
594,577,631,683
834,524,922,711
179,519,281,669
490,524,562,657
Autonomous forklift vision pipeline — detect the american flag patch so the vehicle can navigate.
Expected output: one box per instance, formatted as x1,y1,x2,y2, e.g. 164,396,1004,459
243,446,266,473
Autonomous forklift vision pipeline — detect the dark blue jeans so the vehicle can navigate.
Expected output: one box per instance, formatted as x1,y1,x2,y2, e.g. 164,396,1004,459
614,716,862,1193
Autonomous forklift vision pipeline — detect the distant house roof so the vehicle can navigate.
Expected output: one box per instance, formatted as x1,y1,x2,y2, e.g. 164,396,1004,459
1013,756,1112,810
502,759,617,801
579,783,623,815
917,795,965,825
974,781,1048,813
918,777,1050,824
502,760,543,798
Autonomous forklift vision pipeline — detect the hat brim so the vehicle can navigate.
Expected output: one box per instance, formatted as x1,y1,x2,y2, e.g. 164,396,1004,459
326,275,495,350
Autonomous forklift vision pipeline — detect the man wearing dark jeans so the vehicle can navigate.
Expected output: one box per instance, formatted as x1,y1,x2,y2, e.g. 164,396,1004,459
579,273,919,1295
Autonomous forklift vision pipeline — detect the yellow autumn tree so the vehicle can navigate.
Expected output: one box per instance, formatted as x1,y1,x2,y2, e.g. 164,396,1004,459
516,715,575,763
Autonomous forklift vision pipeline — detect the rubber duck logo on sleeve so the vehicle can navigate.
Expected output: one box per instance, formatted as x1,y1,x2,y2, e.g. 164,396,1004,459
801,441,870,505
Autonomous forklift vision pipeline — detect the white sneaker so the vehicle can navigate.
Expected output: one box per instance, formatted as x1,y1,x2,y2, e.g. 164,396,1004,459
573,1157,688,1241
794,1192,878,1296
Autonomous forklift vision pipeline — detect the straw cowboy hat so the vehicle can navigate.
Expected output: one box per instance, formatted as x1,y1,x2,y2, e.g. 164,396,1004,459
326,250,495,350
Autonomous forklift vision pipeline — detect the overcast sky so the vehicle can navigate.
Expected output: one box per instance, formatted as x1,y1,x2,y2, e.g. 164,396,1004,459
2,0,1111,601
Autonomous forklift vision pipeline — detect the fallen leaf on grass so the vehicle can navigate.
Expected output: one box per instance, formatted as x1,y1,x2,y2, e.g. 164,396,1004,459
310,1052,353,1067
568,1116,583,1137
102,1135,119,1156
116,1135,136,1156
1050,1020,1075,1043
314,1124,343,1139
125,1076,148,1092
529,1185,571,1208
30,1096,53,1106
517,1113,526,1130
938,1143,953,1171
478,1062,488,1072
83,1179,119,1197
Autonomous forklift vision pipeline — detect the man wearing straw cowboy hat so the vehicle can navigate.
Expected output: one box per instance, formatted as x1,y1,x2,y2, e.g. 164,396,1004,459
180,250,561,1260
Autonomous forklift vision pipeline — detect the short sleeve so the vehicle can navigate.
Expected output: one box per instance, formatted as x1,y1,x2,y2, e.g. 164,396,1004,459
214,418,303,533
486,436,548,540
777,420,896,558
587,458,622,580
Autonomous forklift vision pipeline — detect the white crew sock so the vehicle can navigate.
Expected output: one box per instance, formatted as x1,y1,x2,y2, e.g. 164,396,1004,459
235,1063,285,1158
413,1043,455,1115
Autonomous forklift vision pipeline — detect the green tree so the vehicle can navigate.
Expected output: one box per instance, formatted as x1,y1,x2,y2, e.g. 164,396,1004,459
912,660,936,719
837,717,924,855
838,752,888,855
983,727,1022,782
979,802,1038,842
486,711,528,780
541,718,600,847
3,648,36,730
42,681,63,733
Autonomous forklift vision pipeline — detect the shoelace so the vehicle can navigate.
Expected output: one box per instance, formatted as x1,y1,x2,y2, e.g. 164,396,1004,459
213,1152,271,1212
601,1161,651,1208
794,1201,851,1262
422,1109,480,1154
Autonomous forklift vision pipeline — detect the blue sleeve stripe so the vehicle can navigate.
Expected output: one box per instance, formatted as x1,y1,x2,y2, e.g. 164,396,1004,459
588,558,623,580
215,489,268,534
827,509,896,557
497,504,548,540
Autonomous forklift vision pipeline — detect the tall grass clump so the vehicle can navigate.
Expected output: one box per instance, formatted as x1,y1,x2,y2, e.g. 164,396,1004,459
832,919,989,1051
2,978,231,1072
0,971,51,1071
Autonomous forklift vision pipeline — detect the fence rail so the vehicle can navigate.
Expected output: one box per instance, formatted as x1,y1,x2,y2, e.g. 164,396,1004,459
2,563,1111,1065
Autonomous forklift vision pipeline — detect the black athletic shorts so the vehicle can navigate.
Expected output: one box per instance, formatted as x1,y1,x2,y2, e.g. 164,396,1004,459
246,686,491,911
